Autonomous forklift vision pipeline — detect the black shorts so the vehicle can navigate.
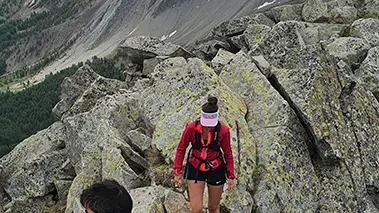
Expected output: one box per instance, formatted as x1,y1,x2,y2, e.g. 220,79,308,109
185,163,227,186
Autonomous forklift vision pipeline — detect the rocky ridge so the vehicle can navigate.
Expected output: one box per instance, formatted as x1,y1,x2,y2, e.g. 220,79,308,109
1,0,379,212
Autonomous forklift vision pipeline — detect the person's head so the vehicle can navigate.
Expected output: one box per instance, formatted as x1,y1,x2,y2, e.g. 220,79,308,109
80,179,133,213
200,96,219,129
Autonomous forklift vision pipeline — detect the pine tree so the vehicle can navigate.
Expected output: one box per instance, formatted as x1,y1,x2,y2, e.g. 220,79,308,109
0,59,6,75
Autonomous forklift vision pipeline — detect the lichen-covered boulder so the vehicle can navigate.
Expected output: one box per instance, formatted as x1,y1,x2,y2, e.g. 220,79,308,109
266,45,379,212
124,129,152,154
327,0,355,8
142,56,169,76
355,0,379,19
354,46,379,92
0,122,69,212
131,186,190,213
52,65,99,119
192,38,239,61
62,77,128,119
257,21,346,69
269,4,303,22
52,65,129,120
53,66,153,213
230,34,248,50
329,6,358,23
313,23,349,41
302,0,329,22
211,48,235,74
374,88,379,101
253,21,308,65
212,16,251,37
243,24,271,51
220,51,319,212
119,36,192,64
350,18,379,47
326,37,370,65
4,196,58,213
64,93,150,213
251,13,276,28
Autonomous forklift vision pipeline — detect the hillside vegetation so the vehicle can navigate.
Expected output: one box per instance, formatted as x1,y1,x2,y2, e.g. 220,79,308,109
0,57,124,157
0,0,88,76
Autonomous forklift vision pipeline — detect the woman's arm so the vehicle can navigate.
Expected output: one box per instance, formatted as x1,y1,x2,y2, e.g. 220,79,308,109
220,128,236,179
173,122,193,175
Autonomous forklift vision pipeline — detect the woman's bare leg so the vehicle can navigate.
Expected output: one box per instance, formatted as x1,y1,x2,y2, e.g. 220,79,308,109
207,184,224,213
188,180,206,213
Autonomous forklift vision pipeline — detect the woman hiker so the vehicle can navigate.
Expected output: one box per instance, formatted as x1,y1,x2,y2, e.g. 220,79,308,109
173,96,236,213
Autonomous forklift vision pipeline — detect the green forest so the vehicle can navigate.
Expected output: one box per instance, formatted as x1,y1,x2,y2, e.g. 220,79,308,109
0,0,86,74
0,57,124,157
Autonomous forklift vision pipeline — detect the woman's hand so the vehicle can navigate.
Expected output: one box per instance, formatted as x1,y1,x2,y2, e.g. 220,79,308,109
227,179,235,192
174,174,183,187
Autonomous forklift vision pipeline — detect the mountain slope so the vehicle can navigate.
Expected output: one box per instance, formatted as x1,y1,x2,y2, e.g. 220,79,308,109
1,0,290,90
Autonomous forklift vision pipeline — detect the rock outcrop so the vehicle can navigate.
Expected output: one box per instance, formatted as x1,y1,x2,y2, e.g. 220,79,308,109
1,0,379,212
119,36,193,65
0,122,71,213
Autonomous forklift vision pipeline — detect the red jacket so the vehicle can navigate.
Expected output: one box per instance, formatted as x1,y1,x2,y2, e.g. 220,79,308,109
173,121,236,179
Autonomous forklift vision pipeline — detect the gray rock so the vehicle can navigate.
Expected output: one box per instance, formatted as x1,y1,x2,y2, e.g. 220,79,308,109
330,6,358,24
270,5,303,22
123,63,142,82
327,0,355,8
192,38,239,61
130,186,191,213
0,122,68,212
119,142,149,174
257,21,346,69
59,70,128,119
230,34,248,50
7,151,66,199
163,189,191,213
125,129,152,154
102,146,142,190
326,37,370,66
212,16,251,37
54,180,72,201
142,56,168,76
302,0,329,22
5,197,56,213
119,36,192,64
130,186,165,213
244,24,271,51
251,13,276,28
313,23,349,41
64,92,151,212
355,0,379,19
350,18,379,47
268,45,379,212
221,190,254,213
211,48,235,74
374,88,379,101
0,122,66,181
52,65,99,119
220,52,319,212
355,46,379,92
251,55,272,77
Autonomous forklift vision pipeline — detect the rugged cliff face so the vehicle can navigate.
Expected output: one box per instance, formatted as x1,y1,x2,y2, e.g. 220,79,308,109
1,0,379,212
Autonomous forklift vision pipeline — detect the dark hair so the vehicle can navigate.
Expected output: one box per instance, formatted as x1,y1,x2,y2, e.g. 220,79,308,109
80,179,133,213
202,96,218,113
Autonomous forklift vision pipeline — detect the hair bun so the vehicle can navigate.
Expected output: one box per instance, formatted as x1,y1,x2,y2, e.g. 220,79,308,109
207,96,218,106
